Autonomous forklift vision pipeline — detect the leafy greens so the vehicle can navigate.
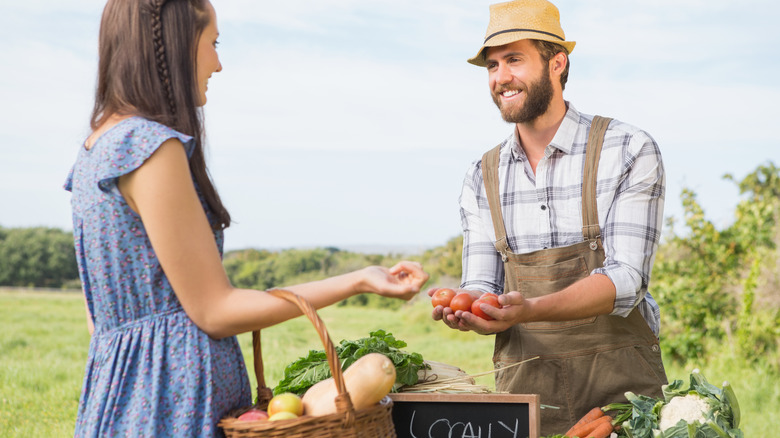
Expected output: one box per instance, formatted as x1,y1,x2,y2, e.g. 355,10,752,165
273,329,425,396
604,369,743,438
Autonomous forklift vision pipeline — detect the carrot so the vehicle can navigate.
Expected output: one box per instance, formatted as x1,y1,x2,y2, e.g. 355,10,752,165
586,417,614,438
565,415,612,438
565,407,604,435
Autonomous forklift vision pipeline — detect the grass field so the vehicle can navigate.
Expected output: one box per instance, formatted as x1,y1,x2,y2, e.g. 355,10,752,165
1,289,777,436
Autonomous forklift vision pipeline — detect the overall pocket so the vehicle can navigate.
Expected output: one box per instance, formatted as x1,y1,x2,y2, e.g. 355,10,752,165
515,255,597,330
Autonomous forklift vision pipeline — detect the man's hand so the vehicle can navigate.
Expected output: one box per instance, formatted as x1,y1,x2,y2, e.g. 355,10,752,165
429,288,479,331
449,291,528,335
430,275,617,335
429,289,529,335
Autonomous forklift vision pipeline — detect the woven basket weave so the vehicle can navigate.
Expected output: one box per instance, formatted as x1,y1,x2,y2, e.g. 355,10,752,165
218,289,397,438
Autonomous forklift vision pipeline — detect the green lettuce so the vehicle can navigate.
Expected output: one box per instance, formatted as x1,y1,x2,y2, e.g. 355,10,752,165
273,329,425,396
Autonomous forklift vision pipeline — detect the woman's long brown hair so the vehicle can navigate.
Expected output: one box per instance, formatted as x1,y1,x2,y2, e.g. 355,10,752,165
91,0,231,229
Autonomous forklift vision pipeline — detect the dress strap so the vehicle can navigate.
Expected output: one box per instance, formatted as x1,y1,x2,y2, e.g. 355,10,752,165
582,116,612,248
482,144,510,262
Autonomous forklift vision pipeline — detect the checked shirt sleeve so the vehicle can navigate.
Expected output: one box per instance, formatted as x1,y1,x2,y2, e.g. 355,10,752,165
593,128,665,325
459,159,506,295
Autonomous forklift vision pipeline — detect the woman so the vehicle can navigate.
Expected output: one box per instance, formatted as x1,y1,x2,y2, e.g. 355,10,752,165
64,0,429,436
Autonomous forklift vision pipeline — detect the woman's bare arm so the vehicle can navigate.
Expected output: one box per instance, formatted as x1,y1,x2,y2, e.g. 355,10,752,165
118,139,428,339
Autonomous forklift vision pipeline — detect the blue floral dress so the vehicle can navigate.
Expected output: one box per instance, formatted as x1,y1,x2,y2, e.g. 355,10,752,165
64,117,251,437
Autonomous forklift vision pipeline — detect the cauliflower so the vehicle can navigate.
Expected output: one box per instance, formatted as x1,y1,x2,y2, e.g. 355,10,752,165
657,394,711,430
608,371,742,438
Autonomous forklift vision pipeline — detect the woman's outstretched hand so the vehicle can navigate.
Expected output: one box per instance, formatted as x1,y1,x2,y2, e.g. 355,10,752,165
360,261,429,300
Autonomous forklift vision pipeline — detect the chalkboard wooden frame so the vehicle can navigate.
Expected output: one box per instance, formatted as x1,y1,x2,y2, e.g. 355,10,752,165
388,393,540,438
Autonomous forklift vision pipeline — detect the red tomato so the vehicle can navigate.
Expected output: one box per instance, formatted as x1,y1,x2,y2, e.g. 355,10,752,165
471,293,501,320
431,288,456,308
449,293,475,312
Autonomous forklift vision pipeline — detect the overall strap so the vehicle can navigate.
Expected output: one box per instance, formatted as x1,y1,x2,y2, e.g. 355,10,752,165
582,115,612,248
482,116,613,259
481,144,510,262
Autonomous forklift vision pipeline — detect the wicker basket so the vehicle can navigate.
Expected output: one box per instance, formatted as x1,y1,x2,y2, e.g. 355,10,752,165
218,288,397,438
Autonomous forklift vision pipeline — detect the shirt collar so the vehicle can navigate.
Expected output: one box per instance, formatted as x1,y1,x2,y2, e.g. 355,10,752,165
549,102,581,155
508,102,582,161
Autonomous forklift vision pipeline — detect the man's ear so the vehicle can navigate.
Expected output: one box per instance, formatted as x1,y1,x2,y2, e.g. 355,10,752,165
550,52,567,76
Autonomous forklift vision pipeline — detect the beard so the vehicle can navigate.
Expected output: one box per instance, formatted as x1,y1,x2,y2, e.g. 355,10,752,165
491,69,554,124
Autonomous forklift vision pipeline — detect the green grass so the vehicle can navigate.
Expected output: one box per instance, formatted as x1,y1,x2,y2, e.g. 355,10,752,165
1,290,777,437
0,291,90,437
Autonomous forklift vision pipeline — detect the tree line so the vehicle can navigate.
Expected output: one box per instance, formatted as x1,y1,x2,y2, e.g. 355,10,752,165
0,226,79,289
2,161,778,368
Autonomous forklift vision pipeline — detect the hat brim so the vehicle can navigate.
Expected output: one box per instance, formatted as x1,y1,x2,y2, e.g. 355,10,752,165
467,31,575,67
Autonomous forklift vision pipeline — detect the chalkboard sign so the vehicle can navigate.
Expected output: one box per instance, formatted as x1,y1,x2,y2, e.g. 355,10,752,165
389,393,540,438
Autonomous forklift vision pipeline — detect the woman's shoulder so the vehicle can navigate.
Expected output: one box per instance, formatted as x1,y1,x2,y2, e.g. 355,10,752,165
92,116,195,161
80,117,195,185
108,117,192,146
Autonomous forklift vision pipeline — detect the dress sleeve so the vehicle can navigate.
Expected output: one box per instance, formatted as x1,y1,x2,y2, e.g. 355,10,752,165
96,119,195,195
64,167,75,193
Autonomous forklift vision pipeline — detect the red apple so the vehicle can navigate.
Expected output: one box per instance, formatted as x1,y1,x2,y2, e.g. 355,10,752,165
237,408,268,422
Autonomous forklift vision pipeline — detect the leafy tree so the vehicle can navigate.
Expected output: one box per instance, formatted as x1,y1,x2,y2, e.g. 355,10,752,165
0,226,79,288
725,162,780,366
654,161,780,366
653,190,739,361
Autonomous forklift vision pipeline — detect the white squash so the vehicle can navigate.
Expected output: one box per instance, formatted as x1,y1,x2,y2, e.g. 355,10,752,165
302,353,396,416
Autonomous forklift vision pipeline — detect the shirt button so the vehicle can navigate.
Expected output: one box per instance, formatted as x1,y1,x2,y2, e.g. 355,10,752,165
540,205,547,210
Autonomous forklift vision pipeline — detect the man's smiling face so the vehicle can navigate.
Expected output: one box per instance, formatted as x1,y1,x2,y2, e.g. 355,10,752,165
486,39,555,124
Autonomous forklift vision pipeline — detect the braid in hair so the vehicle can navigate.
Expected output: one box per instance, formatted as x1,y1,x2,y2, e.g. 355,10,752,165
150,0,176,115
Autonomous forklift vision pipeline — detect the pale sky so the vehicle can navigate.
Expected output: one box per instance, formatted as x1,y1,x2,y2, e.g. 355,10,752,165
1,1,778,252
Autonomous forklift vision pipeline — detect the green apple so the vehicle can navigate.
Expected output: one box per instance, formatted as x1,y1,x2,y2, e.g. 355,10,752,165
269,411,298,421
267,392,303,417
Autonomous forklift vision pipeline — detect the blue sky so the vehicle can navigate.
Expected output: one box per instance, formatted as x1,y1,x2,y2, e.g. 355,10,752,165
1,1,778,252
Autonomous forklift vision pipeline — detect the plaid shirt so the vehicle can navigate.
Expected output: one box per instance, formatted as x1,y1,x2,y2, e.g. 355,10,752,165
459,103,664,336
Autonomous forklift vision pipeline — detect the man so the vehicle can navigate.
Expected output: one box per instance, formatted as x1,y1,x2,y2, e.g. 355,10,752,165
430,0,668,434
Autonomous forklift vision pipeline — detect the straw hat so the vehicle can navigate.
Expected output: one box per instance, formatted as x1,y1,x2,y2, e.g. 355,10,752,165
468,0,575,67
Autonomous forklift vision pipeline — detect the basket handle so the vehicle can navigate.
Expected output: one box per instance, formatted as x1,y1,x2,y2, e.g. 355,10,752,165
253,288,357,425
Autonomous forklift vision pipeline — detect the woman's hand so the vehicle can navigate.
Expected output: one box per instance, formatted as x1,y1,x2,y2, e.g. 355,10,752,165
359,261,429,300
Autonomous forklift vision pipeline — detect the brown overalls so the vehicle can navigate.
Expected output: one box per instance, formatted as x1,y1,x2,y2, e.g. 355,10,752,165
481,116,667,435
